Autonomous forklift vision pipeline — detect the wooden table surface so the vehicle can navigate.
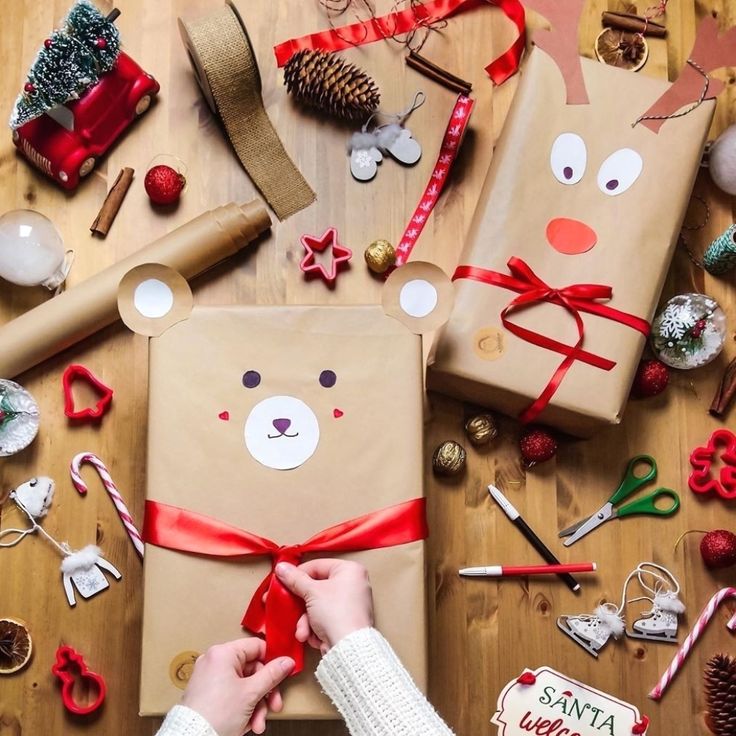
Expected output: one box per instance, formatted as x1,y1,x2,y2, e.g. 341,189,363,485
1,0,735,733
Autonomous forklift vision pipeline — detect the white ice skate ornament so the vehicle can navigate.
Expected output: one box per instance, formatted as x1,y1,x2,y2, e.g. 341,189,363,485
624,562,684,643
491,667,649,735
0,477,122,606
61,545,122,607
557,602,625,658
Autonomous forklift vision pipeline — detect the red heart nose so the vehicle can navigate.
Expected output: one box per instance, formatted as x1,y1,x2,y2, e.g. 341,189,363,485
546,217,597,255
272,418,291,434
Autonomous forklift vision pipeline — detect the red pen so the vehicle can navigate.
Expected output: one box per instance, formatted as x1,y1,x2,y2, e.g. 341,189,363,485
459,563,597,577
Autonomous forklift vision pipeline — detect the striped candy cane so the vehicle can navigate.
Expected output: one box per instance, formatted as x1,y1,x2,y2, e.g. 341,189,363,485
649,587,736,700
70,452,144,559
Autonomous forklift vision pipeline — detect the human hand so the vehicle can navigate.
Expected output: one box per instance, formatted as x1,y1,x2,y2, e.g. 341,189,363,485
181,637,293,736
275,559,374,653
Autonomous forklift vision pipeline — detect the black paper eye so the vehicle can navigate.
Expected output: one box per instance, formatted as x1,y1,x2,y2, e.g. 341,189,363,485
319,370,337,388
242,371,261,389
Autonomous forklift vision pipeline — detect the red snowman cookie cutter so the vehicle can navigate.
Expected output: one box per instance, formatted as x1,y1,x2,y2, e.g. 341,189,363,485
62,364,114,421
688,428,736,500
52,645,107,715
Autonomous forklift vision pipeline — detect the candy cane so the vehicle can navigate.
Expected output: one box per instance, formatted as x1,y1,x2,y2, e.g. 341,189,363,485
649,587,736,700
70,453,144,559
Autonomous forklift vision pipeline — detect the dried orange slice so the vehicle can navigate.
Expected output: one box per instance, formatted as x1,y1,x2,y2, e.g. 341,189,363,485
594,28,649,72
0,618,32,675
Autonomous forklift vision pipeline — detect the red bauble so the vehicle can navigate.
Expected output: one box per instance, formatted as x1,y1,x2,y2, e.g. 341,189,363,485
700,530,736,569
144,165,186,205
632,359,669,398
44,38,53,49
95,37,107,49
520,427,557,466
24,82,36,94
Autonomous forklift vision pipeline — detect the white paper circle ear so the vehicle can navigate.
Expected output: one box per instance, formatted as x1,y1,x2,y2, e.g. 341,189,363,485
118,264,193,337
383,261,454,334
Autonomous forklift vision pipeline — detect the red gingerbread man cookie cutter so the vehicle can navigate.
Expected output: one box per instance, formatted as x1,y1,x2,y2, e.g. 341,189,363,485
52,645,107,715
688,428,736,500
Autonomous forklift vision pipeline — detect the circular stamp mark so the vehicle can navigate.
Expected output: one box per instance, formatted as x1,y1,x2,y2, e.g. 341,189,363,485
473,327,505,361
169,651,199,689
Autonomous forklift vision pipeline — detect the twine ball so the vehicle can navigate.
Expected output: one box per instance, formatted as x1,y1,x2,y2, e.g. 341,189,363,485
464,413,498,445
708,124,736,196
364,239,396,274
432,440,466,476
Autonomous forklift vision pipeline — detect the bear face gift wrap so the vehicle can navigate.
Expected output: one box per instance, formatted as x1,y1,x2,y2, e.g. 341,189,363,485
118,264,452,718
430,5,736,436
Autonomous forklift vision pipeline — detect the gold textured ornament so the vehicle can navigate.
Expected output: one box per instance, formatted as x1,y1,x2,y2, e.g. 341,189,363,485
464,413,498,445
364,239,396,274
432,440,466,476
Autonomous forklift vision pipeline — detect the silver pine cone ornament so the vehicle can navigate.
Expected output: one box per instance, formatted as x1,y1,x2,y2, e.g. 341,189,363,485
283,49,380,122
705,653,736,736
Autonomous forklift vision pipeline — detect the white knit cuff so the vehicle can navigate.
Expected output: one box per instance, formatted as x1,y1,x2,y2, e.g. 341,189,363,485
316,628,453,736
155,705,219,736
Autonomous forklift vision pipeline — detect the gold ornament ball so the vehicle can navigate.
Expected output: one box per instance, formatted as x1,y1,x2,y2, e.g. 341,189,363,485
432,440,467,476
364,239,396,274
464,413,498,445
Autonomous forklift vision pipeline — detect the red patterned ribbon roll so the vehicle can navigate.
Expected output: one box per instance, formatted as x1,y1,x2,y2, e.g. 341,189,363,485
143,497,428,674
395,93,474,267
453,258,650,424
274,0,526,85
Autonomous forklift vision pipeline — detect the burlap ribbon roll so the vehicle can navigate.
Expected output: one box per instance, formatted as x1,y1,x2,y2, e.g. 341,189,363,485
179,1,315,220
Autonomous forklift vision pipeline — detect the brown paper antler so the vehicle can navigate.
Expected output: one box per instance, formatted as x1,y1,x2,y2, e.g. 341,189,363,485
524,0,589,105
637,17,736,133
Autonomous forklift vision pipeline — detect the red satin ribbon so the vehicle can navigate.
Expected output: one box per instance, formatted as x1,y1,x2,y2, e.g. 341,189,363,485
273,0,526,85
453,258,650,424
143,497,428,674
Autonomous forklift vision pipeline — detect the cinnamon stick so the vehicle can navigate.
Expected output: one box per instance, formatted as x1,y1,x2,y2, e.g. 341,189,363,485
406,52,472,96
710,356,736,417
601,11,667,38
90,167,134,236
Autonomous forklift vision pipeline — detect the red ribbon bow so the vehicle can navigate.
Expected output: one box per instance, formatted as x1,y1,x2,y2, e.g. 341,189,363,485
453,258,650,424
143,498,428,674
273,0,526,85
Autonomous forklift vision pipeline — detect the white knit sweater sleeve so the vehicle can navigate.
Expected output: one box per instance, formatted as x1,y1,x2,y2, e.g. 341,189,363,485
316,628,454,736
155,705,218,736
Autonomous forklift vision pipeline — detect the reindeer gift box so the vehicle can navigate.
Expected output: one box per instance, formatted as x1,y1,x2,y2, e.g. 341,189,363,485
431,2,736,436
115,261,453,718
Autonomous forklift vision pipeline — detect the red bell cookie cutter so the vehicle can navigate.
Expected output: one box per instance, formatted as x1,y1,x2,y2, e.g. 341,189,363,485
52,645,106,715
299,227,352,285
689,428,736,500
62,364,114,421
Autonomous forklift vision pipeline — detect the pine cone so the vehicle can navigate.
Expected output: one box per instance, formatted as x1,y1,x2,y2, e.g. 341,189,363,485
705,653,736,736
283,49,380,122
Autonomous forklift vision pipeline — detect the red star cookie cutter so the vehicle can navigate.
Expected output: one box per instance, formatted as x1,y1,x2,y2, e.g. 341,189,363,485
688,428,736,500
62,364,114,422
52,645,107,715
299,227,352,286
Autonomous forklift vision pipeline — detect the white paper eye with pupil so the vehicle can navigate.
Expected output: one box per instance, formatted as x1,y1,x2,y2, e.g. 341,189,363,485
550,133,586,185
597,148,643,196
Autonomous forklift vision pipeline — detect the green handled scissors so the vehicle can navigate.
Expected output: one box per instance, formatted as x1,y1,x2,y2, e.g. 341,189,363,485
559,455,680,547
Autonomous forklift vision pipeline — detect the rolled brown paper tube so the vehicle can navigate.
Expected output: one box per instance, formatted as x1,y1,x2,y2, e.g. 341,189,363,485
0,200,271,378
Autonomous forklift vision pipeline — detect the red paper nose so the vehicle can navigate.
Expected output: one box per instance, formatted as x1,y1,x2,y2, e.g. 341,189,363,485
546,217,597,255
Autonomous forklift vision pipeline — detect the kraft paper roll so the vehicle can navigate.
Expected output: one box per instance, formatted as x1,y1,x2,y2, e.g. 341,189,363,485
0,200,271,379
179,1,315,221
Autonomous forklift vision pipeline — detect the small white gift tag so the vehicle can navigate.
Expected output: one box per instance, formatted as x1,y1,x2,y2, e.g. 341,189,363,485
492,667,649,735
61,545,122,607
385,128,422,165
350,146,383,181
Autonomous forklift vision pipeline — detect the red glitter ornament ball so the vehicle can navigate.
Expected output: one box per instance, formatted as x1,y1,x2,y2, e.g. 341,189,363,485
632,359,670,398
519,427,557,467
144,165,186,205
44,38,53,49
24,82,36,94
95,37,107,49
700,530,736,569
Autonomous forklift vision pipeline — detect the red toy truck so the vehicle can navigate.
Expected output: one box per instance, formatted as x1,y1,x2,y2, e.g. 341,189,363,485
12,52,159,190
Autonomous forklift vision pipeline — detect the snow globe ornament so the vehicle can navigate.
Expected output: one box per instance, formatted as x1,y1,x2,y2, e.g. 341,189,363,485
0,210,71,290
0,380,40,456
651,294,727,369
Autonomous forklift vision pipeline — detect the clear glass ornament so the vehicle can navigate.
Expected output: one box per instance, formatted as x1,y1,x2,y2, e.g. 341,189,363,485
651,293,727,369
0,209,71,290
0,379,40,457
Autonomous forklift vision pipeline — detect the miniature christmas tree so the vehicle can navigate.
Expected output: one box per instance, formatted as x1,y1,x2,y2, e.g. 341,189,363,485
9,1,121,129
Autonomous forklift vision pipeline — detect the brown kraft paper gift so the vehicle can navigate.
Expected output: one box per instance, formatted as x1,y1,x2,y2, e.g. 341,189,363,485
430,45,717,437
138,305,427,719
